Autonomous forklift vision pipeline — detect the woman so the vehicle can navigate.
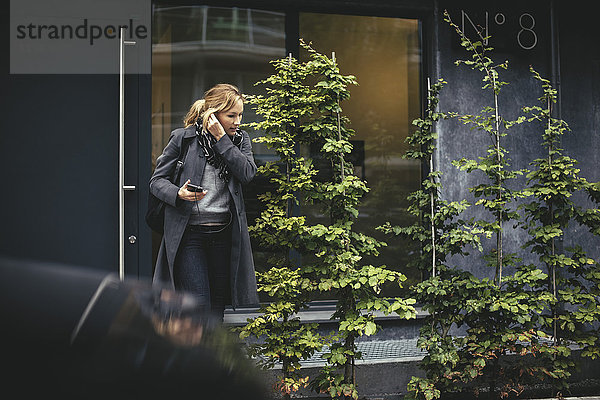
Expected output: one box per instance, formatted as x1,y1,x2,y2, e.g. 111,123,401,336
150,83,258,321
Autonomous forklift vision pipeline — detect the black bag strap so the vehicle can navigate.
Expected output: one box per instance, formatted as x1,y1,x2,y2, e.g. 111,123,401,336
171,136,193,184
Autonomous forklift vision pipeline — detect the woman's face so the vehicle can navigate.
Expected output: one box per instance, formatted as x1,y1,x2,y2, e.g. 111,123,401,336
216,98,243,136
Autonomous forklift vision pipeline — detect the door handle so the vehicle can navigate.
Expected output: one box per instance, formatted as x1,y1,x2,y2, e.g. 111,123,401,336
119,27,137,281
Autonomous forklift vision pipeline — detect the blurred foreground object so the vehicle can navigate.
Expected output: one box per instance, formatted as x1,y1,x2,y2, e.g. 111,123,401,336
0,257,267,399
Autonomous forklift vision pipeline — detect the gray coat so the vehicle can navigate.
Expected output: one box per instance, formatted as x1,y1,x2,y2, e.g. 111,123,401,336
150,126,259,308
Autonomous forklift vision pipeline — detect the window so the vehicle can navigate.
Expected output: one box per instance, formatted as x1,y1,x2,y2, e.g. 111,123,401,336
152,5,285,162
299,13,422,291
151,6,423,293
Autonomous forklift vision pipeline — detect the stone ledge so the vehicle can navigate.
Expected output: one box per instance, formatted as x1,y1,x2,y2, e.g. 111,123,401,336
224,300,428,326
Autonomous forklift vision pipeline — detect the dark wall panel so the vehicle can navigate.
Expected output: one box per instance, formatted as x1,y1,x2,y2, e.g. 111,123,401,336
557,0,600,261
1,6,152,275
434,0,554,277
0,72,121,272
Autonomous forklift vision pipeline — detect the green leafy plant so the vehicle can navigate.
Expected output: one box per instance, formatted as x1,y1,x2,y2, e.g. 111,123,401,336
241,41,416,400
239,53,326,400
404,12,573,399
444,11,527,285
519,66,600,394
295,40,417,400
381,77,488,400
379,78,482,278
439,12,562,398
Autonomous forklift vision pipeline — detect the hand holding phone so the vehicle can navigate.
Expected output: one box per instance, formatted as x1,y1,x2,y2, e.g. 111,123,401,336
178,179,207,201
186,183,204,192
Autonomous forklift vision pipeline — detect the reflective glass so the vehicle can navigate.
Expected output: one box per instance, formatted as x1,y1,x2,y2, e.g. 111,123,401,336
151,5,285,266
299,13,422,292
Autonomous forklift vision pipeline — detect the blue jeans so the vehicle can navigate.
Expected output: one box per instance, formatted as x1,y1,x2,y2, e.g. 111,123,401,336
173,224,232,321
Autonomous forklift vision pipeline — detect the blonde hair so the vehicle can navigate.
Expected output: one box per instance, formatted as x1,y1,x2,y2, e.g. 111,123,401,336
183,83,245,130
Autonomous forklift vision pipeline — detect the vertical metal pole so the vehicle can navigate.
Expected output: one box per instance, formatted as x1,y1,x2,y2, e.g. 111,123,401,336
119,27,136,281
550,0,562,120
427,78,437,278
119,28,126,281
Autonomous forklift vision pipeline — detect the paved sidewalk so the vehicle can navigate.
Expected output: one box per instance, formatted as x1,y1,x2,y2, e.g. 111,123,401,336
527,398,600,400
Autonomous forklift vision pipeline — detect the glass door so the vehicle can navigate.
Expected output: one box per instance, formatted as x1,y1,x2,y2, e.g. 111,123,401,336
151,5,286,267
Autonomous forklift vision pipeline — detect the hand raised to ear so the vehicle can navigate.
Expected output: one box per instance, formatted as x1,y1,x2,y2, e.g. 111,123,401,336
207,113,226,140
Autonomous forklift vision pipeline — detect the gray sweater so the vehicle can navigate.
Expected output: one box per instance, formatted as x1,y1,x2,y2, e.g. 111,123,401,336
188,162,231,225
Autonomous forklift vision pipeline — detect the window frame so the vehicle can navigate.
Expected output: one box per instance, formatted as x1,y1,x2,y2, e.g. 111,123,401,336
150,0,435,314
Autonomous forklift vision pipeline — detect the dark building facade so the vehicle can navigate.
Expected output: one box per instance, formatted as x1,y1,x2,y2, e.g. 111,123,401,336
2,0,598,293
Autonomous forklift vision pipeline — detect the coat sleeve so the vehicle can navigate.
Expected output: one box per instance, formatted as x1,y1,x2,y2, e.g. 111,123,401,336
213,130,257,185
149,129,185,207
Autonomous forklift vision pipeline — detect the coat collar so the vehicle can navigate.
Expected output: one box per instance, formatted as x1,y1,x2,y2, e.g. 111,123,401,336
183,124,197,138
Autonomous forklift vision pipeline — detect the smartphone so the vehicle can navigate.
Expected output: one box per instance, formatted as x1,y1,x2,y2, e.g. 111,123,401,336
187,183,204,192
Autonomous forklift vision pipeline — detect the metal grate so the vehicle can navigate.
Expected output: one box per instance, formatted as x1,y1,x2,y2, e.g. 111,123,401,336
298,339,427,368
253,337,563,369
